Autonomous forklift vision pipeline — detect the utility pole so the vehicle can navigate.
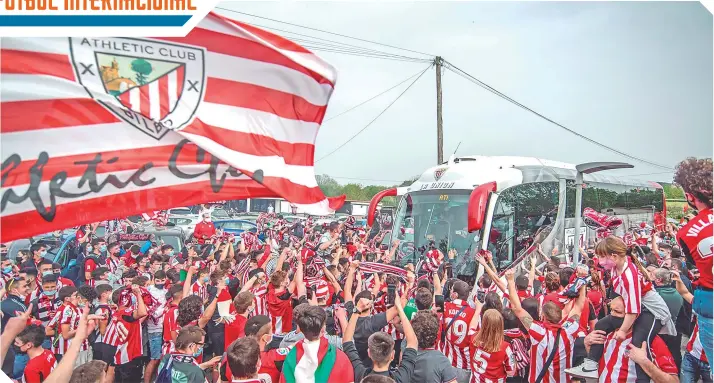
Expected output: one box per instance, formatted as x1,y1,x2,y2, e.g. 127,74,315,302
435,56,444,165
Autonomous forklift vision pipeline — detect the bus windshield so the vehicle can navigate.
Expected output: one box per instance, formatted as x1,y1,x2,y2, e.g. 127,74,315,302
390,190,480,277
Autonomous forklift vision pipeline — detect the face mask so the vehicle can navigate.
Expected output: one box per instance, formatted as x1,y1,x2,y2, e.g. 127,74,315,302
169,250,175,256
43,290,56,297
87,246,93,253
2,266,12,274
77,303,86,309
224,277,230,285
40,250,47,258
100,245,107,252
54,271,61,278
42,270,53,277
204,217,211,222
599,258,616,271
131,295,137,306
16,345,28,354
202,276,209,283
658,251,666,259
155,284,165,290
192,346,203,358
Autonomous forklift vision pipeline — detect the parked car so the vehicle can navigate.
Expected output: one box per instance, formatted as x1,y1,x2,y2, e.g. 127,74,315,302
167,215,201,240
282,215,306,224
213,220,258,237
211,208,231,221
110,227,186,253
167,207,194,216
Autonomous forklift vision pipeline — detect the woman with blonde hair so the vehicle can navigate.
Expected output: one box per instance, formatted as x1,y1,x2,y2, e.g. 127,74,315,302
566,236,675,382
469,309,516,383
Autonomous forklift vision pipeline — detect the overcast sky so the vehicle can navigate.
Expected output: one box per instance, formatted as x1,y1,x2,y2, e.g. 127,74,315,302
216,1,712,186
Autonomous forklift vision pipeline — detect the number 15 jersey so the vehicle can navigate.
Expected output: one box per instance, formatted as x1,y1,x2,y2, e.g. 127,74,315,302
440,298,477,369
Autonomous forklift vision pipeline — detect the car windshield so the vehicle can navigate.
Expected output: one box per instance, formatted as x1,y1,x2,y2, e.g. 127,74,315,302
212,209,230,219
391,190,480,275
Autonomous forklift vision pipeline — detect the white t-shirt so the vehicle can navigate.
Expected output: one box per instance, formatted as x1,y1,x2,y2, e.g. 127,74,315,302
146,285,167,333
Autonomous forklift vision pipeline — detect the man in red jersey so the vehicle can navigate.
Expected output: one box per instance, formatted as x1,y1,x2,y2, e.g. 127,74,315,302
193,211,216,244
440,279,476,380
221,315,290,383
162,285,183,355
505,268,586,383
15,325,57,383
224,291,254,350
674,157,713,372
112,284,148,383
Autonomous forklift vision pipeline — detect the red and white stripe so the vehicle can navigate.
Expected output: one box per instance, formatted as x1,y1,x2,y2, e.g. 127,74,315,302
441,299,477,369
250,283,268,318
598,334,678,383
0,12,344,242
527,319,580,383
611,259,650,315
118,66,185,120
687,320,708,363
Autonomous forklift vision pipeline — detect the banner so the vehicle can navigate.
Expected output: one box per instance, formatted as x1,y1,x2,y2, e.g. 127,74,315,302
1,12,344,242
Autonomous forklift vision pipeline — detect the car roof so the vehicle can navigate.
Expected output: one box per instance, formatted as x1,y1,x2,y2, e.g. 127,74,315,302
213,219,256,224
133,227,185,235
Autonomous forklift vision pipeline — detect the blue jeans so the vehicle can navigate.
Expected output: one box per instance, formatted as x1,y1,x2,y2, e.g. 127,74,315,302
12,351,29,379
693,288,714,376
681,352,713,383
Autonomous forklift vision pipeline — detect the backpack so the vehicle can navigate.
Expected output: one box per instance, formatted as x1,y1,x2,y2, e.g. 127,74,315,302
79,255,100,282
155,356,174,383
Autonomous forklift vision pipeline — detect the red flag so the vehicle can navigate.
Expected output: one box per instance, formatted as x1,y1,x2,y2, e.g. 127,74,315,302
0,12,344,242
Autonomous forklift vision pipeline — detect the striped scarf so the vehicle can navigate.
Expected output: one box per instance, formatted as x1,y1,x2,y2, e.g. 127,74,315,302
359,262,407,280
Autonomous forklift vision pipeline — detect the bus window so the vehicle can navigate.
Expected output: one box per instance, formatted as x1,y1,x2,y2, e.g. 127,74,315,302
491,182,559,269
565,182,665,218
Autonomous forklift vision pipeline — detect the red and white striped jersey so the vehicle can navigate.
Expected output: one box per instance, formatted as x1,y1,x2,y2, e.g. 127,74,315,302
686,320,708,363
598,334,678,383
611,259,652,315
162,304,179,356
48,303,88,355
528,318,580,383
440,299,477,369
107,257,121,274
469,341,516,383
93,306,111,343
113,308,143,365
250,283,268,318
191,281,208,302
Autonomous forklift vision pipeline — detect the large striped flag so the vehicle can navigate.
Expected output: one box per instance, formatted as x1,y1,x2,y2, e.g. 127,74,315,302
1,12,344,242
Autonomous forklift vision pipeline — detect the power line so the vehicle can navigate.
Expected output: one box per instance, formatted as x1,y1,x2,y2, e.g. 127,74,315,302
324,68,429,123
234,21,430,62
443,61,674,171
317,63,433,162
215,7,436,58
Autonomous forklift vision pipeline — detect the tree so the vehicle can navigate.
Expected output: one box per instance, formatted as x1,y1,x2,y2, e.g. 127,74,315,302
131,59,153,85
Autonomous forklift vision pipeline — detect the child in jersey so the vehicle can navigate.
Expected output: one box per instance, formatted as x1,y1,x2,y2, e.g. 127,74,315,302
469,309,516,383
566,236,675,382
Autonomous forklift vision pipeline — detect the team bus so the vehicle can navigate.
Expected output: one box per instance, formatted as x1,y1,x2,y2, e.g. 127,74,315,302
367,155,666,282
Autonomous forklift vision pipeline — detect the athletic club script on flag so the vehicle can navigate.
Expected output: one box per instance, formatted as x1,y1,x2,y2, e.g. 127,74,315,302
0,12,345,242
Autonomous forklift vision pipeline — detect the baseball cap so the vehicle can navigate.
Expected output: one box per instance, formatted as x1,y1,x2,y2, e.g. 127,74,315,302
244,315,271,337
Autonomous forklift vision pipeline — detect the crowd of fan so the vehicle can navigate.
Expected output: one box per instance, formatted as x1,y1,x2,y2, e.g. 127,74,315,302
0,157,711,383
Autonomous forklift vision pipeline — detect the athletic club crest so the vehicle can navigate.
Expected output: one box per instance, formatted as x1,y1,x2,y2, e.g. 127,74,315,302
68,37,206,140
434,167,448,181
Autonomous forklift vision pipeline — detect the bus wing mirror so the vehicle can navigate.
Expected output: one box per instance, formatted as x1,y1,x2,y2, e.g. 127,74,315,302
467,181,497,233
368,188,398,226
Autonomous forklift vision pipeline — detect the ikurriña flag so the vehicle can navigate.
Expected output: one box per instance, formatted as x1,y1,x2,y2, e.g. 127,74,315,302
0,12,345,242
